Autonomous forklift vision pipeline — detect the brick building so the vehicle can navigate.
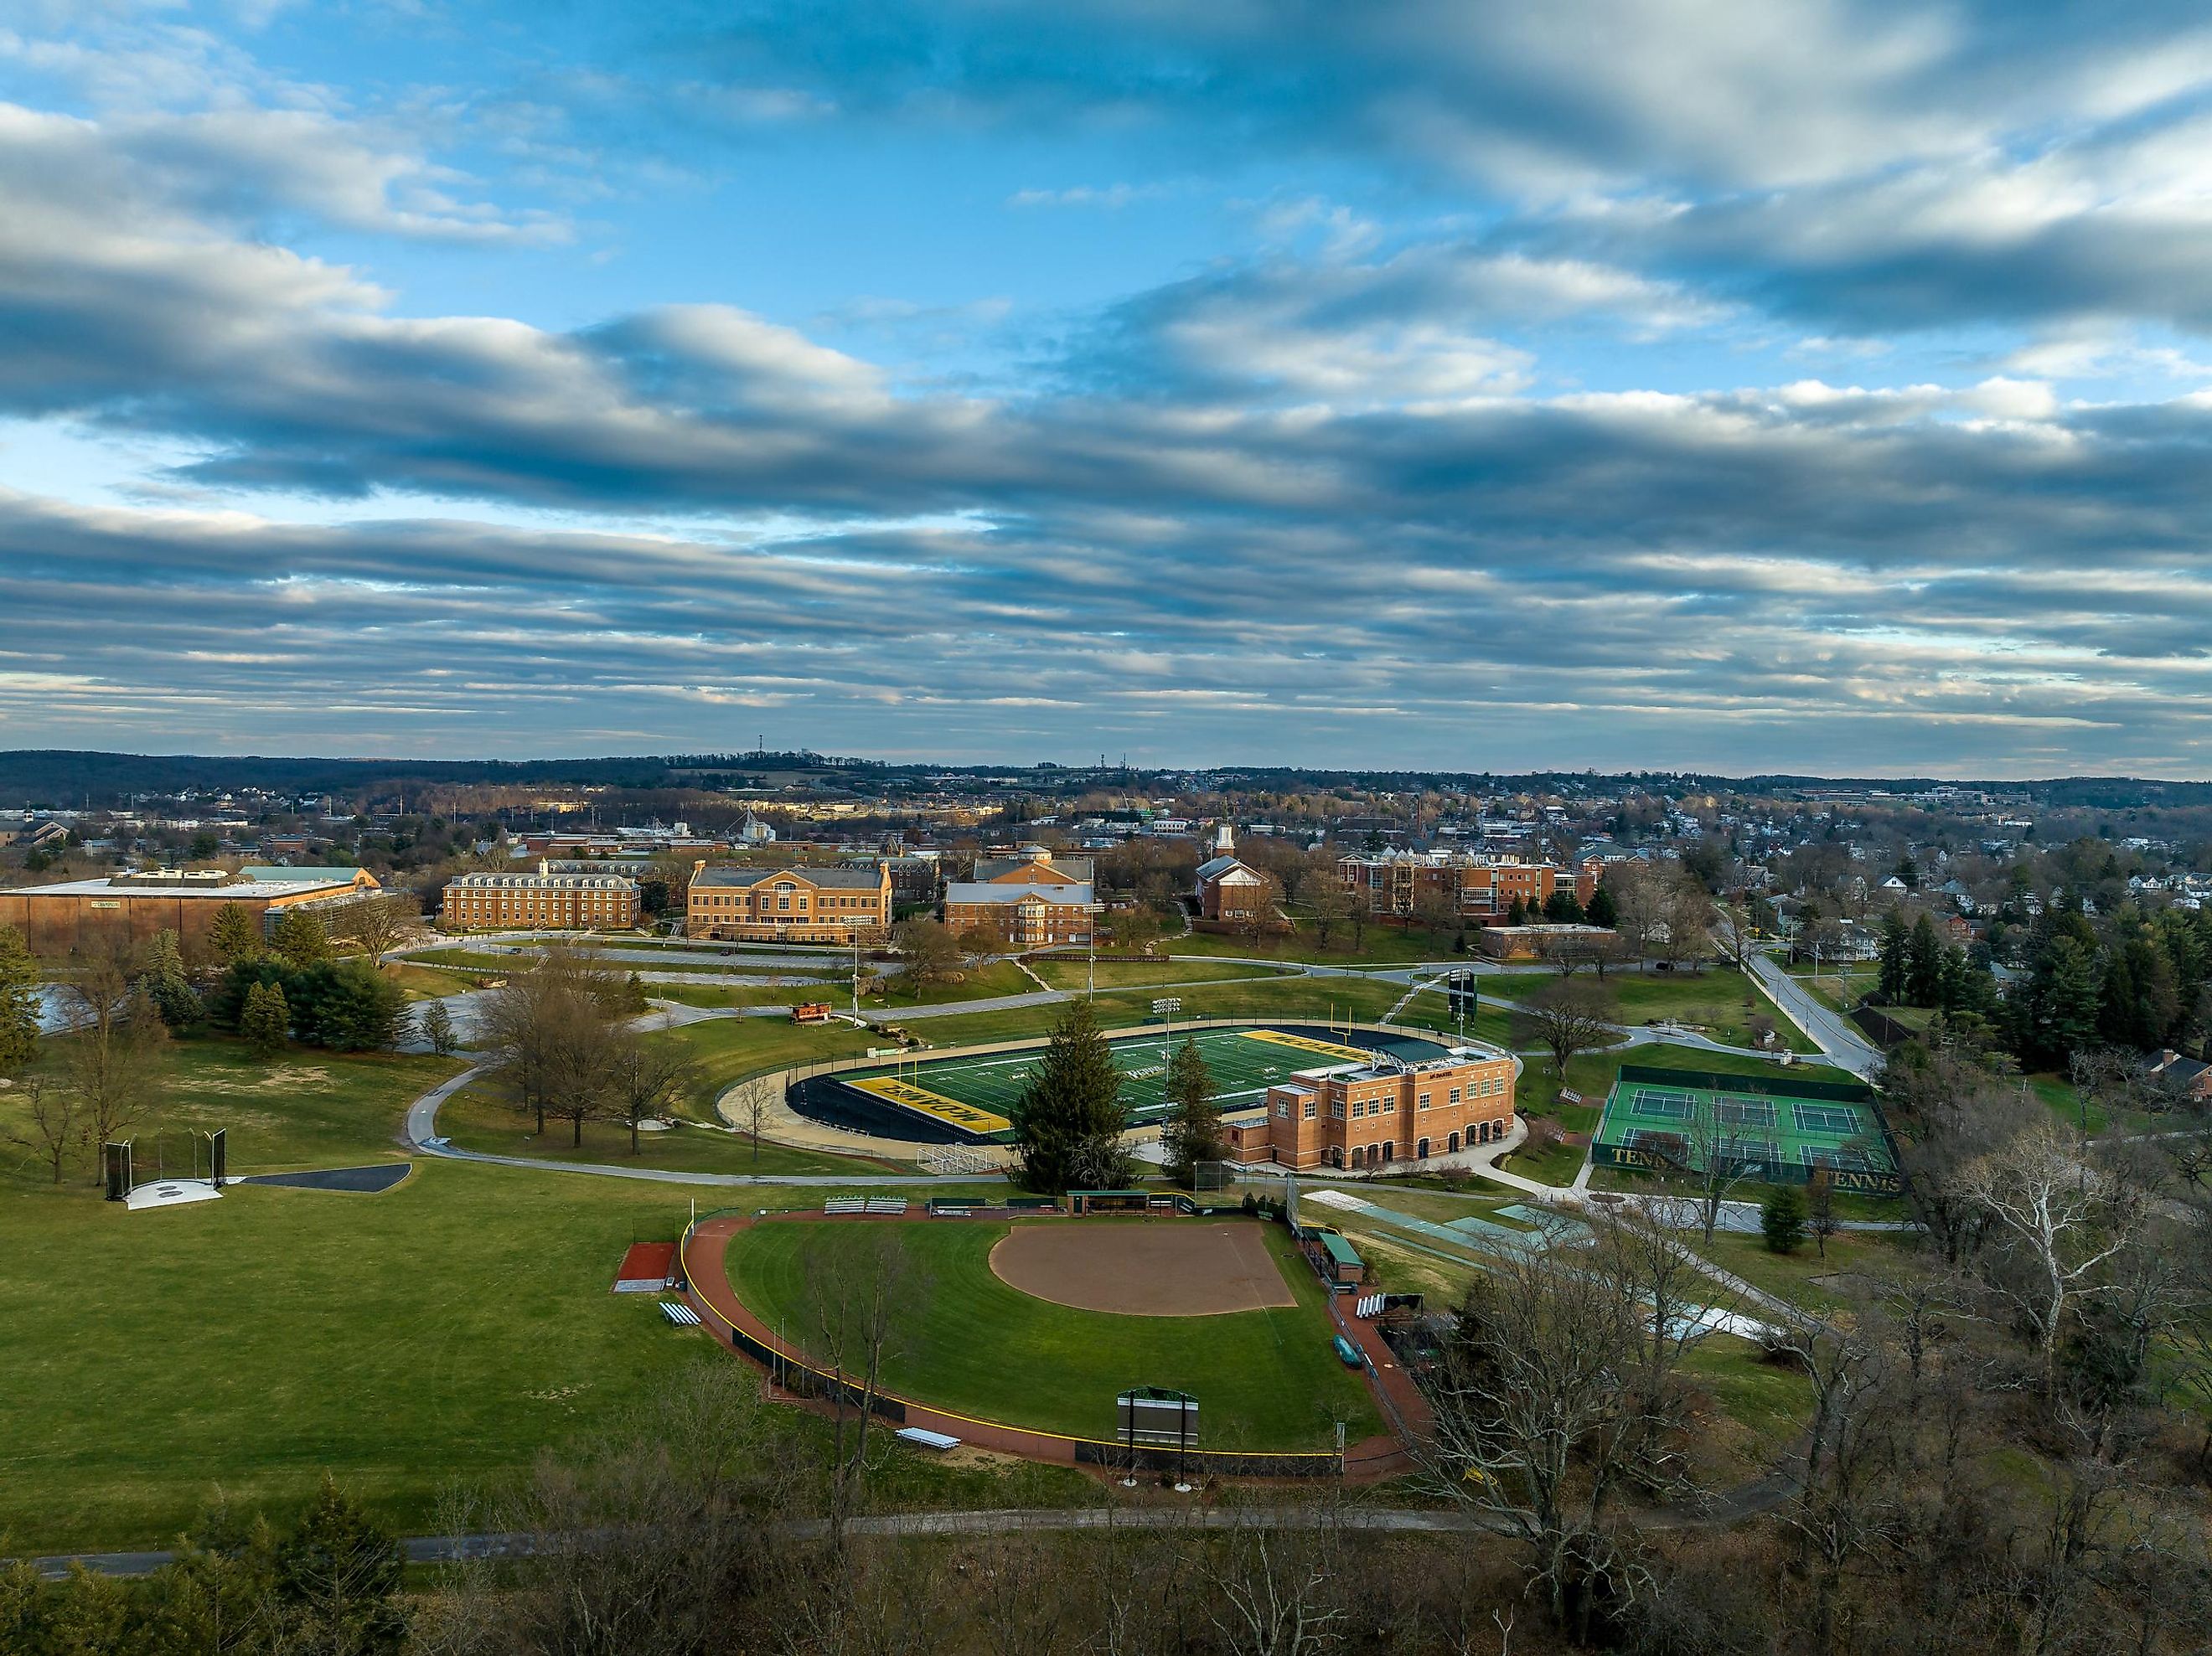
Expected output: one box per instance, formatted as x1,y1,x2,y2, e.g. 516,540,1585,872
943,879,1095,947
0,866,381,958
1194,853,1274,923
685,861,892,943
1337,851,1596,924
1223,1050,1517,1172
441,862,640,931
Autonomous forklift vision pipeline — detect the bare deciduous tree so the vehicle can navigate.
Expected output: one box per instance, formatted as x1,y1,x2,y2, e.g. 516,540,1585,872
60,948,168,1179
1963,1122,2147,1397
1510,977,1617,1091
9,1074,80,1184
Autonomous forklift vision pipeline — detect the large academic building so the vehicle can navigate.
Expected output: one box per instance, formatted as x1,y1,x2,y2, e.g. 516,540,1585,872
1224,1050,1517,1172
1337,850,1598,923
0,865,382,957
440,862,640,931
684,860,892,944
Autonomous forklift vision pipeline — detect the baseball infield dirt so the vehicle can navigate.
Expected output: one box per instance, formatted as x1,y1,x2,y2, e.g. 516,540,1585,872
989,1220,1298,1316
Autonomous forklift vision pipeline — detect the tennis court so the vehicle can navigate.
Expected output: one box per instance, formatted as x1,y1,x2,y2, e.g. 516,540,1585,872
1593,1064,1899,1193
828,1024,1452,1142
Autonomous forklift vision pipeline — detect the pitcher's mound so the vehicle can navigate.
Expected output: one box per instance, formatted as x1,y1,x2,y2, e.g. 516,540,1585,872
990,1221,1296,1317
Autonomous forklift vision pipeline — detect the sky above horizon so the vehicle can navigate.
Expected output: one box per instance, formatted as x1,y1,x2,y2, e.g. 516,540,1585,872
5,3,2212,776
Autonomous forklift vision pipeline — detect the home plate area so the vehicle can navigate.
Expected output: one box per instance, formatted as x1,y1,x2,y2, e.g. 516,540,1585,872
988,1220,1295,1317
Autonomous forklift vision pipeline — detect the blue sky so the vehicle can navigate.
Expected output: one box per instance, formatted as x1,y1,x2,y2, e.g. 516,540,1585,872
4,2,2212,774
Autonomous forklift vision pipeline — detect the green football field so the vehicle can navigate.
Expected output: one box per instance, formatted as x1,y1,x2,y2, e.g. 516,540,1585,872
837,1023,1450,1140
1592,1064,1898,1191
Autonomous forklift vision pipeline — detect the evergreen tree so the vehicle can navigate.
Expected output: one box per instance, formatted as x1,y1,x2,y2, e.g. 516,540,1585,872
139,929,203,1029
1761,1184,1806,1255
240,982,290,1057
1160,1035,1223,1189
420,998,458,1056
207,901,259,962
1876,909,1910,1000
1010,998,1130,1193
271,1476,407,1653
2026,933,2102,1066
0,922,38,1076
271,910,330,969
1904,914,1945,1007
1585,883,1619,929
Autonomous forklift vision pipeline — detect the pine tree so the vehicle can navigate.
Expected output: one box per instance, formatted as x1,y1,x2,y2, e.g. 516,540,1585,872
1010,998,1130,1193
1904,914,1945,1008
271,910,330,969
240,982,290,1058
0,922,39,1076
1876,909,1910,1000
208,901,260,962
1761,1184,1806,1255
1160,1035,1222,1189
419,999,457,1056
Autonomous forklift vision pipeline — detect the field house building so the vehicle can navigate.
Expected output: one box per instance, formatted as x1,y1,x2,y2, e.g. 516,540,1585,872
441,862,640,931
1225,1050,1517,1171
0,865,383,957
685,860,892,943
1337,850,1598,924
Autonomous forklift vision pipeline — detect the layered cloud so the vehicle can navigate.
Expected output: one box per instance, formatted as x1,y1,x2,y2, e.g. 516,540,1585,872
3,3,2212,771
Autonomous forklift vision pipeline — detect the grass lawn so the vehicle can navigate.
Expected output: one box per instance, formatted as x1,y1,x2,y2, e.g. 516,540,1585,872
0,1158,1093,1553
864,960,1031,1009
1031,957,1288,991
724,1217,1379,1450
0,1158,711,1550
1484,967,1822,1055
3,1034,463,1182
1164,920,1460,967
436,1076,908,1178
1695,1225,1920,1313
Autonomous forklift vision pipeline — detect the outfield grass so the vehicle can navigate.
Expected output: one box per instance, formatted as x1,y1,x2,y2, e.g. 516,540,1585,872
725,1216,1378,1450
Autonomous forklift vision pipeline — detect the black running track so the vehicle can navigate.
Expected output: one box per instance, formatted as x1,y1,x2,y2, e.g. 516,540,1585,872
240,1163,412,1194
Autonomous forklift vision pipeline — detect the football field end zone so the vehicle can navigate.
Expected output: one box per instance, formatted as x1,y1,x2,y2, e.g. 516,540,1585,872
751,1017,1495,1156
675,1209,1413,1480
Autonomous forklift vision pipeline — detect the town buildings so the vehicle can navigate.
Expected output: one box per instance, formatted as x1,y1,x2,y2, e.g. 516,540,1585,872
441,863,640,931
1223,1050,1517,1171
684,860,892,943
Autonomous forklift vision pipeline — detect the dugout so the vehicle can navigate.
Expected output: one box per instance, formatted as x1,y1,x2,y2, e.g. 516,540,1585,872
1069,1189,1150,1215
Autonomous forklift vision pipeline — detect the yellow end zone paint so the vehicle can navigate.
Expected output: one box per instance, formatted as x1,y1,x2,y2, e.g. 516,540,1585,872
1239,1029,1374,1065
849,1075,1012,1134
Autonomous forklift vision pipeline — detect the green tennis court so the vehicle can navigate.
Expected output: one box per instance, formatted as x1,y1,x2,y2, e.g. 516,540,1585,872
835,1024,1452,1141
1592,1063,1899,1193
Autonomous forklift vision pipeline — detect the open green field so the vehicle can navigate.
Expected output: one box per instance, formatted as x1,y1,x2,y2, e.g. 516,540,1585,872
1030,957,1290,991
837,1024,1450,1138
1,1034,463,1182
722,1216,1379,1449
